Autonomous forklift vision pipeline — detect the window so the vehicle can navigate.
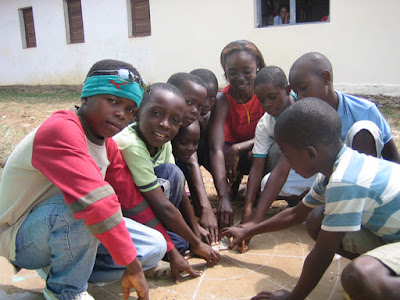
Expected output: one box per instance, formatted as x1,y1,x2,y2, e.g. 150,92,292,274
19,7,37,48
64,0,85,43
128,0,151,37
256,0,329,27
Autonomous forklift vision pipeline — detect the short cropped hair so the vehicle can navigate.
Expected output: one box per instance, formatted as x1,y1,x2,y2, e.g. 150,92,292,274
254,66,288,90
167,72,207,94
220,40,266,72
275,97,342,148
190,69,218,88
290,52,333,80
140,82,183,109
86,59,140,78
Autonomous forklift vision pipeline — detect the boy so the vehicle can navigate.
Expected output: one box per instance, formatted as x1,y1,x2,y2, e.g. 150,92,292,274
113,83,220,277
167,72,207,128
0,59,166,300
222,98,400,300
240,52,400,250
240,67,315,243
189,68,218,169
171,121,215,243
172,120,201,164
289,51,400,163
168,73,219,245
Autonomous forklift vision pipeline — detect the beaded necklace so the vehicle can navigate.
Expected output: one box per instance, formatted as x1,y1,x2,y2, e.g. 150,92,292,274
231,87,252,124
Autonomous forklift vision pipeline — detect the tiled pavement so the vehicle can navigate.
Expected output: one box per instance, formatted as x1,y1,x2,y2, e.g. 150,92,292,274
0,222,349,299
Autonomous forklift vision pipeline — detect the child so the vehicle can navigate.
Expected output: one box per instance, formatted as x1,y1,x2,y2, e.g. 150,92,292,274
240,52,400,251
0,59,167,300
168,72,219,245
208,40,266,229
171,120,216,244
167,72,208,128
172,120,201,164
222,98,400,300
189,68,218,170
289,51,400,163
241,67,316,241
273,4,290,25
113,83,220,272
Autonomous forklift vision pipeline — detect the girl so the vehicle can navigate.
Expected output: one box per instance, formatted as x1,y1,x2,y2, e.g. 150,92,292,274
208,40,266,229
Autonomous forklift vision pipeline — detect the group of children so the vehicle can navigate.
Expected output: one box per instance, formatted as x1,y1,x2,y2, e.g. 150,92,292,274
0,39,399,300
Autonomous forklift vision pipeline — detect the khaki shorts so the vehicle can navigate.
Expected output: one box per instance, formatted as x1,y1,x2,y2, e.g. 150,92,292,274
342,228,400,275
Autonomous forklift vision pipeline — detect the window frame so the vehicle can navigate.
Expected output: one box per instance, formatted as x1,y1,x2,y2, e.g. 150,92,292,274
127,0,151,37
255,0,330,28
63,0,85,44
19,7,37,48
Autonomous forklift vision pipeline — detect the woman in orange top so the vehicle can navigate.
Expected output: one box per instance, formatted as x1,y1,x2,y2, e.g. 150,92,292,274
208,40,266,230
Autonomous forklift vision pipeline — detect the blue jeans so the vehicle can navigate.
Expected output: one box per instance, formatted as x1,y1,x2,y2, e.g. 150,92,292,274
154,163,190,257
154,163,185,208
11,194,167,300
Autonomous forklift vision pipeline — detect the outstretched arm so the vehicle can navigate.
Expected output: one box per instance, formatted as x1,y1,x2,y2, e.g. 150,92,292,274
179,191,202,238
221,201,313,249
251,230,346,300
242,156,267,224
248,155,291,225
288,230,346,299
208,92,232,229
186,152,218,245
144,187,221,266
143,187,201,247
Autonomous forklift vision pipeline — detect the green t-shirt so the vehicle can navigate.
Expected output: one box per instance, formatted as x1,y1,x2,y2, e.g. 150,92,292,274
113,124,175,192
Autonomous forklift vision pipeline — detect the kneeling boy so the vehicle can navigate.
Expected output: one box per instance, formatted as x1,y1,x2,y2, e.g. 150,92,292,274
222,98,400,300
0,59,166,300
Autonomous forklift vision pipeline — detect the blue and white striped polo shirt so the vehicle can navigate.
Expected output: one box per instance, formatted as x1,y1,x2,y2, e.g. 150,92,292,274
304,145,400,242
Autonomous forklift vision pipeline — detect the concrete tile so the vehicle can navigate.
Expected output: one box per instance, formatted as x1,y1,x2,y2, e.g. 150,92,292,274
0,223,350,299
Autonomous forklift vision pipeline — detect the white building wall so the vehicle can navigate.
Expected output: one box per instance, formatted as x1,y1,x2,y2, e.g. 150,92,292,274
0,0,399,95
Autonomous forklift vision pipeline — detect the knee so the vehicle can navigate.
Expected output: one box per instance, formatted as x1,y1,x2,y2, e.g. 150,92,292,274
154,230,168,258
305,206,324,241
342,259,364,285
142,231,167,270
341,257,372,295
155,163,185,187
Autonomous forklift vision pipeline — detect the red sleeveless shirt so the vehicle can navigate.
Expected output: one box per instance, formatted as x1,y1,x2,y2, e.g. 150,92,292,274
222,85,264,143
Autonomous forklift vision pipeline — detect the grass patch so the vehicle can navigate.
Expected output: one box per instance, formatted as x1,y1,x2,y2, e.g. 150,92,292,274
0,86,81,177
0,85,81,103
0,87,399,180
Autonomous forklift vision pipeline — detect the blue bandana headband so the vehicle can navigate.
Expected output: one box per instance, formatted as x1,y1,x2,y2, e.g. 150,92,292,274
80,75,144,107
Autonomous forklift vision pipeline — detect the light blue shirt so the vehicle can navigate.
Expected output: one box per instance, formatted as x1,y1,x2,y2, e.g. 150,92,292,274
336,91,392,144
304,145,400,242
273,15,290,25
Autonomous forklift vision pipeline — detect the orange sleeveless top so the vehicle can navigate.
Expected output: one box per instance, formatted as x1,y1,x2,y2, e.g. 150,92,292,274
222,85,264,143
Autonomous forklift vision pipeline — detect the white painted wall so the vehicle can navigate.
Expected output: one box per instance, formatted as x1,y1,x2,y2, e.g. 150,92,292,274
1,0,399,95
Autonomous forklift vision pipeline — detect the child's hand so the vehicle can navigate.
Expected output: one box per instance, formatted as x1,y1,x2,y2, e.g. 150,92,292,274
191,240,221,266
199,208,219,245
122,258,149,300
251,289,291,299
219,226,249,250
225,145,240,185
168,250,202,284
217,195,233,230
